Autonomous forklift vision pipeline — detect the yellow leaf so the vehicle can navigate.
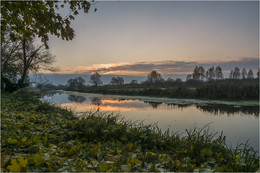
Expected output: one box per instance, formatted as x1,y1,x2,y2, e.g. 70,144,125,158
7,159,22,172
7,138,18,144
149,152,156,156
82,167,88,172
236,154,240,159
17,155,28,168
21,137,27,143
34,153,44,166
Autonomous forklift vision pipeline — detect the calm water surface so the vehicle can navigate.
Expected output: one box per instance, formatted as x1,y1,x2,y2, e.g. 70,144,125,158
42,92,259,150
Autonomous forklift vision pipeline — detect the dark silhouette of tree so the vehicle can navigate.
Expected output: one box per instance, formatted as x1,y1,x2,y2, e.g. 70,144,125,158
215,66,223,80
229,70,234,79
1,1,93,92
242,68,247,79
67,77,85,89
90,72,102,87
198,66,205,80
147,70,164,84
1,38,55,92
193,66,205,80
247,69,254,79
186,74,192,81
257,69,259,78
130,80,138,85
110,77,124,86
233,67,241,79
206,66,215,81
193,66,200,80
175,78,182,82
1,1,91,48
166,77,174,83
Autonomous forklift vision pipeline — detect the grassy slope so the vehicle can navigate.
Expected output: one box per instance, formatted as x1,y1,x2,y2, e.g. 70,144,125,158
1,92,259,172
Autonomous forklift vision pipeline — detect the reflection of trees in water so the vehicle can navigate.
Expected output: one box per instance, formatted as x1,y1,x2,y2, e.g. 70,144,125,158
143,100,259,117
144,101,162,108
91,97,102,106
144,101,193,109
68,95,86,103
45,91,62,97
165,103,193,112
166,103,193,109
196,104,259,117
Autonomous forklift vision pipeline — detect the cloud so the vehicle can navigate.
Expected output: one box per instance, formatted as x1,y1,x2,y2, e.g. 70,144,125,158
57,57,259,75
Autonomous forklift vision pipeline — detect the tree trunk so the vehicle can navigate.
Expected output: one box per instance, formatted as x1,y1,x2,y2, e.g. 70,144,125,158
8,39,29,92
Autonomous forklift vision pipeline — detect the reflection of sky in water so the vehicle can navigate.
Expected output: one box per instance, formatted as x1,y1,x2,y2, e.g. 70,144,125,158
43,93,259,150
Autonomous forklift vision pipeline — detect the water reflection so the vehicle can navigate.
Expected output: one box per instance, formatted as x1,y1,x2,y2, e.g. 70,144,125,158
42,92,259,150
59,94,259,116
91,97,102,106
68,95,86,103
197,104,259,117
144,101,162,108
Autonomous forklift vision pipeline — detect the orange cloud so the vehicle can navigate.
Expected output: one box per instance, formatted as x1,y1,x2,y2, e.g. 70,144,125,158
53,57,259,76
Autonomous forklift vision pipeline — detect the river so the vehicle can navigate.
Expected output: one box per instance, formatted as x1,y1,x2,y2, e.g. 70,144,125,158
42,90,259,150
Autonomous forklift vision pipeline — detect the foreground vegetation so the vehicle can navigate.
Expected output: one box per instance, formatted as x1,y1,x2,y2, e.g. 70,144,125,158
1,92,259,172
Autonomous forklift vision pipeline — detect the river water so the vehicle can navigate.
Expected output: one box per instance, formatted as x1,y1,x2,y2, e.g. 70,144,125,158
42,91,259,150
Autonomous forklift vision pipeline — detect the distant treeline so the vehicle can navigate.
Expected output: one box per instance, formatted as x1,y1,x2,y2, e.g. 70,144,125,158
64,79,259,100
38,66,259,100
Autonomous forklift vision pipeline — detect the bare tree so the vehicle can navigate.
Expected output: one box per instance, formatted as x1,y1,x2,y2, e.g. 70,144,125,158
193,66,200,80
110,76,124,86
186,74,192,81
130,80,138,85
229,70,234,79
193,66,205,80
242,68,247,79
90,72,102,87
215,66,223,80
206,66,215,81
1,38,55,92
233,67,241,79
247,69,254,79
147,70,164,84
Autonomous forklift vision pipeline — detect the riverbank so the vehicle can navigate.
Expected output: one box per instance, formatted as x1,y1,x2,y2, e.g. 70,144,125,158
60,90,259,106
1,92,259,172
64,79,259,101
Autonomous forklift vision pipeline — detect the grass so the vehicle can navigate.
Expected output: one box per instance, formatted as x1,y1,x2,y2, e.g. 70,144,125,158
1,92,259,172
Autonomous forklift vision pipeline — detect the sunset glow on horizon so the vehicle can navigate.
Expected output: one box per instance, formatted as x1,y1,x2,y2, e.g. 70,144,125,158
49,57,259,76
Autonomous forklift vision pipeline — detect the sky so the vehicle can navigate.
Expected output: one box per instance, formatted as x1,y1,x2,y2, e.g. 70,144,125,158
48,1,259,77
